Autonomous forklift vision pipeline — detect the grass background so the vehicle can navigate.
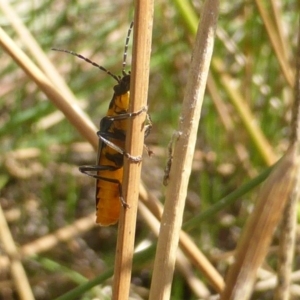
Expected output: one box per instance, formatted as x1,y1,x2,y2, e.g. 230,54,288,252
0,0,299,299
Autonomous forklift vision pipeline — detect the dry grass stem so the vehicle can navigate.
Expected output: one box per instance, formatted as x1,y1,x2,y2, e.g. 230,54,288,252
255,270,300,293
149,1,219,299
270,0,290,60
255,0,294,87
139,186,225,292
0,26,97,148
220,143,300,300
112,1,154,299
0,212,95,270
212,57,277,166
0,205,34,300
179,231,225,293
274,17,300,300
0,1,78,103
138,201,211,298
207,74,257,177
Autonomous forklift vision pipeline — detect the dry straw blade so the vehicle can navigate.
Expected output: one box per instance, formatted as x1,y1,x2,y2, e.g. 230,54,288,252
149,0,219,299
221,142,300,300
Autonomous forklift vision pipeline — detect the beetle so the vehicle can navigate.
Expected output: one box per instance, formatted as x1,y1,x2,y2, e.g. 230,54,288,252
53,22,151,225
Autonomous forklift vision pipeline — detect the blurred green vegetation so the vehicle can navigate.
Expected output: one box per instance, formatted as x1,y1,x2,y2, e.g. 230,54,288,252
0,0,299,299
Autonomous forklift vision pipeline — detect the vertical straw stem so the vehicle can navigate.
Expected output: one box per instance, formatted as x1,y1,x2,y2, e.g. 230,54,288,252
274,16,300,300
290,17,300,145
112,1,154,299
149,0,219,299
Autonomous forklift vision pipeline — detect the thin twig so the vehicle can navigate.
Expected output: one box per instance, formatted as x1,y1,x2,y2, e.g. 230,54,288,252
112,1,154,299
149,1,219,299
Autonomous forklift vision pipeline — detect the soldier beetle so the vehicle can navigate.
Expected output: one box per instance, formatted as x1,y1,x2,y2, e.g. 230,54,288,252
53,22,151,225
